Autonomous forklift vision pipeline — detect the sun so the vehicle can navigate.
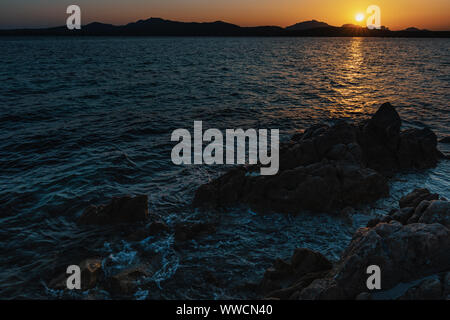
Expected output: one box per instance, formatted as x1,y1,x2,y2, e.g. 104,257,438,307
355,13,365,22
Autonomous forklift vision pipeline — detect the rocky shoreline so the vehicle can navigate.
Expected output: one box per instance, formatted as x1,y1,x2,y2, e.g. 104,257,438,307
50,103,449,300
260,188,450,300
193,103,443,213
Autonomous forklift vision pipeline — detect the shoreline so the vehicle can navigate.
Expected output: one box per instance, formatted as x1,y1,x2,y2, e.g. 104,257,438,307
43,102,450,299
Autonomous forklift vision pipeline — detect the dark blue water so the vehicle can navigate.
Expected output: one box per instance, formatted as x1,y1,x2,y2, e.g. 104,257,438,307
0,37,449,299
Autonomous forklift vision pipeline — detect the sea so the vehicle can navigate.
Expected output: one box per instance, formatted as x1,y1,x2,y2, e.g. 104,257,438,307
0,37,449,299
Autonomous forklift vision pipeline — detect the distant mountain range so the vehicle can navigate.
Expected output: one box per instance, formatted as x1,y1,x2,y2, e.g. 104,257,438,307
1,17,448,37
286,20,331,31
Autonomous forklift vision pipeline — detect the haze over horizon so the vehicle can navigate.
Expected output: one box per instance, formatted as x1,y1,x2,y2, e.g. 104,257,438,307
1,0,449,31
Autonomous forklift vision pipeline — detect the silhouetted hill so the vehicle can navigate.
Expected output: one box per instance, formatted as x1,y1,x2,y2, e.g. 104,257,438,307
403,27,430,32
286,20,331,31
0,17,448,37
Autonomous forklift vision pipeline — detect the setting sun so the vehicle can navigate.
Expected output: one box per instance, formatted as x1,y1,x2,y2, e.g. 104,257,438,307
355,13,365,22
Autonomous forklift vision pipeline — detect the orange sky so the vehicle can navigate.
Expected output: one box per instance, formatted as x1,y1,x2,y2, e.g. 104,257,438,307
1,0,449,30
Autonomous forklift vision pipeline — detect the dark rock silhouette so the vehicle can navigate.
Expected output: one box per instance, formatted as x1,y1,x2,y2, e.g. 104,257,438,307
78,195,148,225
263,189,450,300
1,18,449,37
260,248,332,299
193,103,442,214
286,20,331,31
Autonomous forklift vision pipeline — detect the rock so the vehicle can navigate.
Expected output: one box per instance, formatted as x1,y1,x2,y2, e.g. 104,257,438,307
78,195,149,225
356,292,372,300
398,277,444,300
397,128,439,169
49,258,103,291
367,218,381,228
358,103,401,175
364,102,401,142
323,222,450,299
419,200,450,228
148,221,170,235
106,265,152,296
439,136,450,144
390,207,414,225
174,222,216,242
399,188,438,209
193,103,443,214
193,103,442,214
261,248,332,299
291,248,333,275
194,159,388,214
298,277,345,300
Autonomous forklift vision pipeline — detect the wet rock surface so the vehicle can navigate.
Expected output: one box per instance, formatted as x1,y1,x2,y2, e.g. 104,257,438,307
193,103,442,214
262,188,450,300
59,103,447,300
261,248,333,299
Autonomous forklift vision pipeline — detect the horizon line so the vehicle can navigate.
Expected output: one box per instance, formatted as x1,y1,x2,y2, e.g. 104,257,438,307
1,17,450,32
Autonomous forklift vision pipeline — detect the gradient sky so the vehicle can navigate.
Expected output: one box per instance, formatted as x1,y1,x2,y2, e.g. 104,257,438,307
1,0,449,30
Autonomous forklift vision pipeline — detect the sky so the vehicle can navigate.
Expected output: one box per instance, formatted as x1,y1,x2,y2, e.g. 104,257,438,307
1,0,449,30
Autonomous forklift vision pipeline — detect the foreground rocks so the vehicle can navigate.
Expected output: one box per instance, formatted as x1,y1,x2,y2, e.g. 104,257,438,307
261,188,450,300
193,103,442,214
78,195,149,225
49,258,103,291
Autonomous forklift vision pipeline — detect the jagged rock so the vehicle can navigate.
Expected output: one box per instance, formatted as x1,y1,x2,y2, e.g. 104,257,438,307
193,103,442,214
78,195,148,225
397,128,439,169
298,277,345,300
390,207,414,225
398,277,444,300
174,222,216,242
261,248,332,299
291,248,333,275
419,200,450,228
106,265,152,296
399,188,438,209
194,159,388,213
357,102,401,175
49,258,103,291
299,221,450,299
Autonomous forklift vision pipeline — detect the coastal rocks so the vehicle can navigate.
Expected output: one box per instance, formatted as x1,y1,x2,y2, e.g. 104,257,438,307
331,222,450,298
261,248,333,299
367,188,447,227
78,195,149,225
358,103,440,175
49,258,103,291
419,200,450,227
193,102,442,214
294,222,450,300
397,128,439,169
397,275,447,300
259,188,450,300
399,188,439,209
105,265,153,296
194,160,388,213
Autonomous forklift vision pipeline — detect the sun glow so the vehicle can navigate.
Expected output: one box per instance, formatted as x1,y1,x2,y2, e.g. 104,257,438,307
355,13,365,22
